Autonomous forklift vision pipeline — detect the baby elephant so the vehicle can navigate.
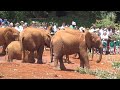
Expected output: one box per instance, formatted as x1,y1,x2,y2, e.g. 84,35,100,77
6,41,37,62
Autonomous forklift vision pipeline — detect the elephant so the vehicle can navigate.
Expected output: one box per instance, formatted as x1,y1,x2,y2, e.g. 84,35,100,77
64,32,103,62
0,27,19,55
19,27,51,64
50,29,103,70
86,32,103,62
5,41,37,62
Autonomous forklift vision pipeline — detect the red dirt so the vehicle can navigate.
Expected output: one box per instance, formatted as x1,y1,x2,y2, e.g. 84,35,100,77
0,47,120,79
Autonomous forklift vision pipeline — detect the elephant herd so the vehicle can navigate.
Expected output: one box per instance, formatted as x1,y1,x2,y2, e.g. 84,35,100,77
0,26,103,70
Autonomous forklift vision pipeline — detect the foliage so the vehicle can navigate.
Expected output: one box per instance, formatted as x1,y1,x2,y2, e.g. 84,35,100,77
75,67,120,79
95,12,117,28
112,61,120,69
0,11,119,28
111,34,120,41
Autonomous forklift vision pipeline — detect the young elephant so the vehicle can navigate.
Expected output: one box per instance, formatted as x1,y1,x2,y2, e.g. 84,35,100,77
6,41,37,62
0,27,19,55
50,29,103,70
19,27,51,64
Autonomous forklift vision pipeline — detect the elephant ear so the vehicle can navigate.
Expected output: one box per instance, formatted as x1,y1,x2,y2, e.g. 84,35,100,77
4,30,14,44
44,33,51,48
85,31,93,49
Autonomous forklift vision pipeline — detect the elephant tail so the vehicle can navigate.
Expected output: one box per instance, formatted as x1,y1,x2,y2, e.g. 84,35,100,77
20,37,24,51
5,47,8,61
50,40,53,63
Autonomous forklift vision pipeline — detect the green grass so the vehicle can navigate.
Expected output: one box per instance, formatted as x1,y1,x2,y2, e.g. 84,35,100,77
75,67,120,79
112,61,120,69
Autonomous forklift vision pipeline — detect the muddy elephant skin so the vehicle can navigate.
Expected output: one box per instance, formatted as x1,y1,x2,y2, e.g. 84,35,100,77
19,27,51,64
0,27,19,55
50,29,103,70
6,41,38,62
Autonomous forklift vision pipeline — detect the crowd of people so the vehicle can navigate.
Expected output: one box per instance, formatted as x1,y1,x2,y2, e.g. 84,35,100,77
0,18,120,55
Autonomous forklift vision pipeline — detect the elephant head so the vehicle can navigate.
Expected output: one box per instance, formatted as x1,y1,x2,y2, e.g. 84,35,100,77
85,31,103,63
44,31,52,48
4,28,19,44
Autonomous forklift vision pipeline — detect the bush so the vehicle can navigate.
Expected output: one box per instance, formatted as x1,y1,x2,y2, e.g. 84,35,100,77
95,12,117,28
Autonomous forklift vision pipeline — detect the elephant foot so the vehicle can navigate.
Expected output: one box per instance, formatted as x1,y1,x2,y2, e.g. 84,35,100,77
0,52,6,56
60,65,66,70
84,65,90,69
53,66,61,71
37,61,43,64
7,59,13,62
29,61,35,63
22,60,27,63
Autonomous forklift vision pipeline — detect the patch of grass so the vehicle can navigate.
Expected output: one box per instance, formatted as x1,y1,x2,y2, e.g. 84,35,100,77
112,61,120,69
75,67,120,79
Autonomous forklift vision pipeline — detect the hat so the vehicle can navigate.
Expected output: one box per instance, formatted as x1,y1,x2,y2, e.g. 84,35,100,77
20,21,24,23
32,21,35,24
15,23,20,26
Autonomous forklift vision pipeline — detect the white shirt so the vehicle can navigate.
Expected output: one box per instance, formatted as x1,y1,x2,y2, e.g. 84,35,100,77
72,21,76,26
53,25,57,32
15,26,21,32
101,33,108,40
19,25,23,32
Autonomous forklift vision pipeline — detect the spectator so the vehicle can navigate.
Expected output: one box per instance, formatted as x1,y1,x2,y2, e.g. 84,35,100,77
0,18,2,26
69,25,73,29
23,22,28,29
15,23,21,32
19,21,24,31
101,31,109,54
9,22,14,28
52,23,57,33
72,21,76,29
2,19,9,26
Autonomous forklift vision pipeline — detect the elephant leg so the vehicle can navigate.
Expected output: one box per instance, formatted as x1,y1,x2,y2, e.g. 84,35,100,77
59,56,66,70
53,53,62,70
7,53,13,62
28,51,35,63
79,49,90,69
22,50,27,63
79,54,84,68
66,55,72,64
1,45,6,55
50,46,53,63
37,47,44,64
91,48,94,60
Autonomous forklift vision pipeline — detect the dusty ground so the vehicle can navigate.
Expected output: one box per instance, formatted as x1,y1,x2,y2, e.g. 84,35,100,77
0,47,120,79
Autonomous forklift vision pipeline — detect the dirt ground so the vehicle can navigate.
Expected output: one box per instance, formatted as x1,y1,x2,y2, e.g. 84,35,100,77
0,47,120,79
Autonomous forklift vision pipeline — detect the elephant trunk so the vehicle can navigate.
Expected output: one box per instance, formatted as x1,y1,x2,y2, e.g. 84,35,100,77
50,40,53,63
96,48,103,63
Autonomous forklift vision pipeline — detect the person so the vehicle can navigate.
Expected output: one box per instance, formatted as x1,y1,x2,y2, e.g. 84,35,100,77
3,19,9,26
109,39,115,55
9,22,14,28
72,21,76,29
79,27,85,33
31,21,36,28
52,23,57,33
19,21,24,31
14,23,21,32
23,22,28,29
69,25,73,29
0,18,2,26
115,39,120,54
101,31,109,54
